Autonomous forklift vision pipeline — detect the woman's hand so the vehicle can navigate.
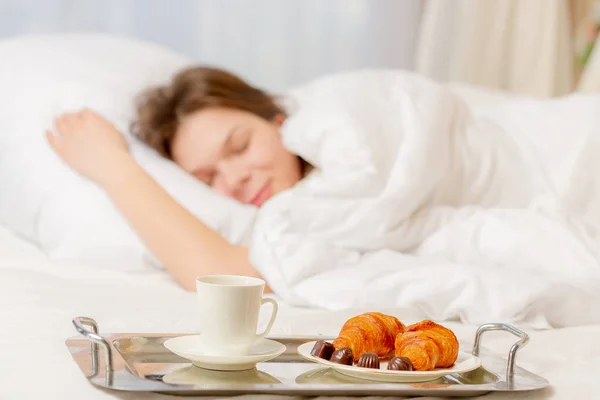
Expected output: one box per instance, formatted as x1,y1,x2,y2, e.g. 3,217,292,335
46,108,136,188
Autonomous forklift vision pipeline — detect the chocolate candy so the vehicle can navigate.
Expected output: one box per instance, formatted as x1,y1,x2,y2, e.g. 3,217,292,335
330,347,353,365
356,352,380,369
387,356,414,371
310,340,335,360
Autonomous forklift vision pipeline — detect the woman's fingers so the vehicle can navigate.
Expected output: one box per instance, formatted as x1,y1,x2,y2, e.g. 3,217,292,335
45,129,65,156
54,114,70,136
79,108,96,118
53,116,64,136
54,112,82,137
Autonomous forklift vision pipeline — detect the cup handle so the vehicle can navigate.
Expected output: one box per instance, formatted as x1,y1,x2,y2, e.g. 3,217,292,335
256,298,278,340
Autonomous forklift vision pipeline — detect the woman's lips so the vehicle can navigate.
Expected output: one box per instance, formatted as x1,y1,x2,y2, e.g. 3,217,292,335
249,182,272,207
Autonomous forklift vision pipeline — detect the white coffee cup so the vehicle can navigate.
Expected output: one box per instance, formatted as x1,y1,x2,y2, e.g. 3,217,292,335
196,275,278,357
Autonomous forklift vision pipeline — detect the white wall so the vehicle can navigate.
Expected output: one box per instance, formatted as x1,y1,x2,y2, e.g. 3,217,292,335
0,0,423,91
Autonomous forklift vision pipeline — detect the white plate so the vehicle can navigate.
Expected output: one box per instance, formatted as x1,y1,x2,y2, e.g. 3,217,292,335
297,341,482,383
164,335,286,371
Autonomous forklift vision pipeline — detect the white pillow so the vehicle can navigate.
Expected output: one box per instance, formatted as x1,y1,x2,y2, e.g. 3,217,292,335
0,33,257,271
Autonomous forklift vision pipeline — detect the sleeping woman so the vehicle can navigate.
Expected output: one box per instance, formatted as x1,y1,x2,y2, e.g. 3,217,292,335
46,66,314,291
46,65,600,327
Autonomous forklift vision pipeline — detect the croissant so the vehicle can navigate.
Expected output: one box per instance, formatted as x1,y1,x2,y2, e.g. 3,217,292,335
333,312,405,361
394,320,459,371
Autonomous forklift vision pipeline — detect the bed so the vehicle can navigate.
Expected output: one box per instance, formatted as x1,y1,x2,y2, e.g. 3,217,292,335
1,33,600,399
1,223,599,399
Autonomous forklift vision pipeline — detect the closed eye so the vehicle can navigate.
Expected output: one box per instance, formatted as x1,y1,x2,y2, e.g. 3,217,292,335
236,140,249,153
233,130,250,154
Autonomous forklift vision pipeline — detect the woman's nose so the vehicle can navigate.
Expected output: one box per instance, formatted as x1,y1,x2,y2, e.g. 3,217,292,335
219,160,250,193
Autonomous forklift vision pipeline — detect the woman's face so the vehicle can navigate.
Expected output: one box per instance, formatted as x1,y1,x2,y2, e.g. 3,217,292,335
171,107,302,207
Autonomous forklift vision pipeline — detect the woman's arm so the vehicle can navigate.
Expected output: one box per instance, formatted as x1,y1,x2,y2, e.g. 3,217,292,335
46,109,262,291
104,157,257,290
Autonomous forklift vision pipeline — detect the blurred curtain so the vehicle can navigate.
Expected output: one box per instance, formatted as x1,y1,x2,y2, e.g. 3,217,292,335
415,0,593,97
0,0,423,92
579,35,600,91
577,2,600,91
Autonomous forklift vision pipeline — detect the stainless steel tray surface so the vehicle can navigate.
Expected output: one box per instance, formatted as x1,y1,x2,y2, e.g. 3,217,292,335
66,317,550,397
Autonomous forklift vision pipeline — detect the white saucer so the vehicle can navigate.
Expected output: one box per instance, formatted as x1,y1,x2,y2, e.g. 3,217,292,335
164,335,287,371
162,365,282,385
297,341,481,383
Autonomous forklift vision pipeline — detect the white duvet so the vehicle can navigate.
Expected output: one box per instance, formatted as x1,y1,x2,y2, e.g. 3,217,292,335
250,69,600,329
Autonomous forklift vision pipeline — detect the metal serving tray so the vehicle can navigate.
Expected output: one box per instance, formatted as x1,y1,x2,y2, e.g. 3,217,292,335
65,317,549,397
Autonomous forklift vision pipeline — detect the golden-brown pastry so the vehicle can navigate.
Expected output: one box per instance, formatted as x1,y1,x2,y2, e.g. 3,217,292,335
394,320,459,371
333,312,405,361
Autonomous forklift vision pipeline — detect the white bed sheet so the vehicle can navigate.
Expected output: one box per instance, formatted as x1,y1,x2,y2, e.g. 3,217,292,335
0,224,597,400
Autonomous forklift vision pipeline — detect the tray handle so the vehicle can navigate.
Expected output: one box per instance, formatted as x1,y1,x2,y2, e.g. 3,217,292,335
472,322,530,387
72,316,113,377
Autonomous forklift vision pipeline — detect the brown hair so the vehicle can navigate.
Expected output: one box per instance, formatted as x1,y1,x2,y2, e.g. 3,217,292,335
132,66,285,158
